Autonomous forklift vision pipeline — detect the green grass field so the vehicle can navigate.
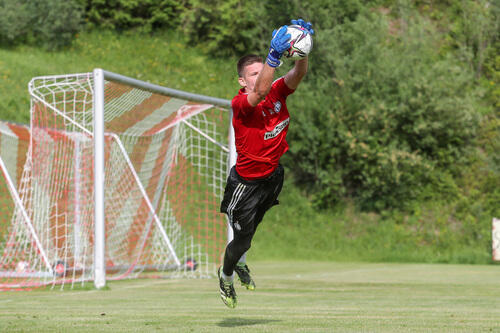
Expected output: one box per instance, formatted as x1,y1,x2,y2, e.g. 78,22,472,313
1,261,499,332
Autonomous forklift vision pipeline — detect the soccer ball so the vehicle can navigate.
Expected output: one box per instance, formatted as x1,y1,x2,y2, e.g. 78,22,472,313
16,261,29,273
284,25,313,59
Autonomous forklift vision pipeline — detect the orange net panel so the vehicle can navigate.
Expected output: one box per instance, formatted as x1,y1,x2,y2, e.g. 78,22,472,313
0,73,229,290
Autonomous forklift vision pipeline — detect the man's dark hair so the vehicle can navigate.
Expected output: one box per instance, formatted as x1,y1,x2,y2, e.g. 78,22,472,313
237,54,263,77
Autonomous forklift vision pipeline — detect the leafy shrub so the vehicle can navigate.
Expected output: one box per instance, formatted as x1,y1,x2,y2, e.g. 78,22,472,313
446,0,499,80
0,0,83,49
181,0,263,56
180,0,374,56
0,0,31,45
29,0,84,49
84,0,183,32
285,11,480,210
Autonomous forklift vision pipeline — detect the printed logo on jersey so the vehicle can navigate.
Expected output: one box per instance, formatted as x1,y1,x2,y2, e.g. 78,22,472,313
274,101,282,113
264,117,289,140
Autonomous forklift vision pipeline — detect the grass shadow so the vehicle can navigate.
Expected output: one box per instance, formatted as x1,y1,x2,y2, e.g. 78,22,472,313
217,317,281,327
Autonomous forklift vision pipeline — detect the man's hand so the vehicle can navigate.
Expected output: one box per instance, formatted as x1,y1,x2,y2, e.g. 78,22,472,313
291,19,314,35
266,26,291,68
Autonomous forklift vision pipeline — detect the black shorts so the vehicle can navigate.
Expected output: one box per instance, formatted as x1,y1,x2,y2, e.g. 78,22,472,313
220,165,284,236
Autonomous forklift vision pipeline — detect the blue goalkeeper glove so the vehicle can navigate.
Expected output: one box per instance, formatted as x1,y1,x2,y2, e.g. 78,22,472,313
266,25,291,68
291,18,314,35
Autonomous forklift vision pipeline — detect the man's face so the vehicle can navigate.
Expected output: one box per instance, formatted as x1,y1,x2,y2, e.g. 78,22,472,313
238,62,264,93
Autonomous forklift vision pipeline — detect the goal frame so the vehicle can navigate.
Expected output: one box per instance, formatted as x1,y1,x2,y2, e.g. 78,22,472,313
0,69,236,290
90,69,236,288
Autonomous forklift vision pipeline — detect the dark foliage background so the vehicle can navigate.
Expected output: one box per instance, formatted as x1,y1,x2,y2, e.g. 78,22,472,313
0,0,498,219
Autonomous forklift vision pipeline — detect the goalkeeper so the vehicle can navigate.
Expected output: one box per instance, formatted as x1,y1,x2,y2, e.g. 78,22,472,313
218,19,314,308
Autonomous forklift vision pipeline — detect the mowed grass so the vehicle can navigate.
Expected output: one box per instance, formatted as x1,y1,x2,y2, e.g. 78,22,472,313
0,261,499,332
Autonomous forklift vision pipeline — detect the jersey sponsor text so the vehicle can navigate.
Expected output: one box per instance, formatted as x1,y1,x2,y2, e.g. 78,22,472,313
264,117,289,140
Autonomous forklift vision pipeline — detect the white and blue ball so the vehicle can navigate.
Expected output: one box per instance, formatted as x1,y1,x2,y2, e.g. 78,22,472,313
284,25,313,59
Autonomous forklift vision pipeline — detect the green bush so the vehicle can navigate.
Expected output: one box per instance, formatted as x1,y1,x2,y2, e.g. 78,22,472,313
29,0,84,49
84,0,183,32
180,0,374,56
446,0,499,80
181,0,262,56
285,11,481,210
0,0,83,49
0,0,31,45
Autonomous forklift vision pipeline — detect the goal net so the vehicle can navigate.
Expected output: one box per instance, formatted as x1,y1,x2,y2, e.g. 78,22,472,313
0,70,232,289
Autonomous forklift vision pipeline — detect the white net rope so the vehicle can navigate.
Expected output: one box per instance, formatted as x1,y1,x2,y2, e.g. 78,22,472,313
0,73,229,289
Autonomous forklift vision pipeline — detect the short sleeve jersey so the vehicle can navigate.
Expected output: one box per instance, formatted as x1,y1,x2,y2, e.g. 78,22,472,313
231,77,294,179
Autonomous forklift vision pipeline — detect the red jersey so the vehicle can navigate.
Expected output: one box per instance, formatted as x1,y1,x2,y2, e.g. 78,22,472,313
231,77,294,179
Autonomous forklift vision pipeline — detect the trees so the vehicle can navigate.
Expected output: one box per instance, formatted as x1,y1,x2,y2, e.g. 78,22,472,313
286,11,481,210
0,0,497,214
0,0,83,49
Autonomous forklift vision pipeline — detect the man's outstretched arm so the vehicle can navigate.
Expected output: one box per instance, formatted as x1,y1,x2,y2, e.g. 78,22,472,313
248,64,277,107
284,19,314,90
284,57,308,90
248,26,291,107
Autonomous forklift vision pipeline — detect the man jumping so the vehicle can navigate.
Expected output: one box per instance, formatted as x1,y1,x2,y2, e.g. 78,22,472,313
218,19,314,308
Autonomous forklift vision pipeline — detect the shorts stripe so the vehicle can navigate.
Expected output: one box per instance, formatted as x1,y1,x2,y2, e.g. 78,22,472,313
227,183,246,225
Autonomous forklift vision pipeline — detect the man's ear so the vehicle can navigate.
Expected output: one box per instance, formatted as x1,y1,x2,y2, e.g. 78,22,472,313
238,76,246,88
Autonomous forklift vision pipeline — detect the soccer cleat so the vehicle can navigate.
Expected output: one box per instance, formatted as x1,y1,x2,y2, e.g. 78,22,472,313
218,267,237,308
234,263,256,290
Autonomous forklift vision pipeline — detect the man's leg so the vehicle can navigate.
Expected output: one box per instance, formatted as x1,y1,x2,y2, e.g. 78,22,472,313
218,165,283,306
225,231,256,290
222,194,263,292
218,266,237,308
232,165,285,290
218,167,245,308
223,231,253,277
220,171,261,278
232,204,269,290
219,166,261,307
238,252,247,265
218,228,254,308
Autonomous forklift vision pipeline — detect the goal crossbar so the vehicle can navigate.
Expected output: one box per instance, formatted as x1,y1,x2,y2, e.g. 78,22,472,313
101,70,231,108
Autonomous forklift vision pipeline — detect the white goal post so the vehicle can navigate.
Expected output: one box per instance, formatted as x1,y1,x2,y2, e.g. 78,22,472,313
0,69,236,290
492,218,500,261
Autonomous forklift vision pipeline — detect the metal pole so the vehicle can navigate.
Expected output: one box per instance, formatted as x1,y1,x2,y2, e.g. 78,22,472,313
227,108,237,244
93,69,106,289
102,70,231,108
73,135,82,267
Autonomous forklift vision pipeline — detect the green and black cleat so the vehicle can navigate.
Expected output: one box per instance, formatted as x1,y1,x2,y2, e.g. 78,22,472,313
218,267,237,308
234,263,256,290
